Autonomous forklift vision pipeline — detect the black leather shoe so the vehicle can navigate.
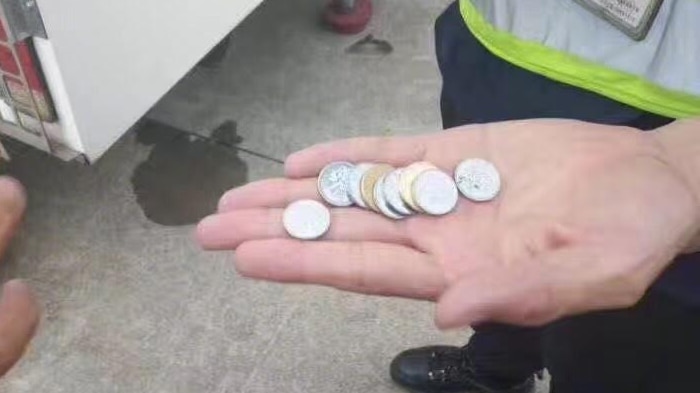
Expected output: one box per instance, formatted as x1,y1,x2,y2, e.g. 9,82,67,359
390,346,535,393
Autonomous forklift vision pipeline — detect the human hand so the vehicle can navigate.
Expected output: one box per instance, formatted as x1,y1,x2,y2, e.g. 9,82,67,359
196,119,699,328
0,280,39,376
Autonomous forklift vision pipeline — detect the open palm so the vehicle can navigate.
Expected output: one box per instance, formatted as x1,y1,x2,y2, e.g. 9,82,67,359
197,119,699,328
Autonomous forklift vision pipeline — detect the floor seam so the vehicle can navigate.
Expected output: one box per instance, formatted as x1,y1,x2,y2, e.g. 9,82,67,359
139,118,286,165
181,129,285,165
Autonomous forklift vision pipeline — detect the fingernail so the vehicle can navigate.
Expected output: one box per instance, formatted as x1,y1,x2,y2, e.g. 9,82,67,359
0,177,26,213
284,153,303,177
196,215,224,248
217,190,235,212
285,151,299,163
3,279,30,295
197,214,220,233
0,279,39,317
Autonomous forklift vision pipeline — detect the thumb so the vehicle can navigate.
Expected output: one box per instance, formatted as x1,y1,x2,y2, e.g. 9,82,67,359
435,250,588,329
0,280,40,377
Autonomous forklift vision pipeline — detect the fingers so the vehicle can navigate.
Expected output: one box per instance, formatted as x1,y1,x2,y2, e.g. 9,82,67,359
218,178,318,212
0,177,26,258
197,208,410,250
285,136,429,179
0,280,39,377
235,239,445,300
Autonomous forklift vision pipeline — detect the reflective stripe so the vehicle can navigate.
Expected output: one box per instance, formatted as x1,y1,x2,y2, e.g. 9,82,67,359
461,0,700,118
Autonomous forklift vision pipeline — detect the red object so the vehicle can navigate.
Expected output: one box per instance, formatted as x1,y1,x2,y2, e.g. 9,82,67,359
3,41,56,122
0,19,7,43
0,44,19,75
324,0,372,35
15,41,44,91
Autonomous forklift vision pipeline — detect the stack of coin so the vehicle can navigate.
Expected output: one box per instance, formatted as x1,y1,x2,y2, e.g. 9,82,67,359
283,158,501,240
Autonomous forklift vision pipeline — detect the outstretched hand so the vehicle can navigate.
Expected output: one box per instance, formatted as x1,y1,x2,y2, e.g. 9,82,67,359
197,119,699,328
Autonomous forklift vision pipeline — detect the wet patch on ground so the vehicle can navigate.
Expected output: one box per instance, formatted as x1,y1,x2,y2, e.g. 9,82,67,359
131,120,248,226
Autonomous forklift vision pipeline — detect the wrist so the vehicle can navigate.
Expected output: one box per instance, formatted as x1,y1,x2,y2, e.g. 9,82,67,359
652,119,700,254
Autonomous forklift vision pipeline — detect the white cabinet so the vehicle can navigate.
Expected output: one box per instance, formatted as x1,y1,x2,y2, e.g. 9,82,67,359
0,0,263,162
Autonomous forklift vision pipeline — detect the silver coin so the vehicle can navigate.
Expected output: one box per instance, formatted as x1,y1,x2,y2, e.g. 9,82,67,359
348,163,374,208
454,159,501,202
400,162,436,212
283,200,331,240
412,169,458,216
374,175,404,220
318,162,354,207
383,169,413,216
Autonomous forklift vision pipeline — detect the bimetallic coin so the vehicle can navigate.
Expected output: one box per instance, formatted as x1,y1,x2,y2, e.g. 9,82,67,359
400,162,436,212
348,163,374,208
412,169,458,216
374,175,404,220
283,200,331,240
454,158,501,202
361,164,393,212
318,162,354,207
383,169,413,216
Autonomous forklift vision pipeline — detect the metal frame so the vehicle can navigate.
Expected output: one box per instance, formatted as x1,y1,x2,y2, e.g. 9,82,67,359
0,1,80,161
0,0,46,43
0,31,52,153
337,0,358,13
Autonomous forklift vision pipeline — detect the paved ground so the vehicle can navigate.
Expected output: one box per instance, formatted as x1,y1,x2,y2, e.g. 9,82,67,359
0,1,549,391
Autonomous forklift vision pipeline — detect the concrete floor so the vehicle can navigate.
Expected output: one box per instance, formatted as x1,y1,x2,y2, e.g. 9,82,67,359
0,0,550,392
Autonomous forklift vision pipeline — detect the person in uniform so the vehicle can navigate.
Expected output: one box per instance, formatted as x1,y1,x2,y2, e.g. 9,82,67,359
198,1,700,392
389,1,700,392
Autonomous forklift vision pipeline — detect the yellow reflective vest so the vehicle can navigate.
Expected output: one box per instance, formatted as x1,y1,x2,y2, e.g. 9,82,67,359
462,0,700,118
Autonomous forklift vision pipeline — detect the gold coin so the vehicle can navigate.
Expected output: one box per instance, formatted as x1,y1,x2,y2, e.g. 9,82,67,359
361,164,393,212
400,162,437,212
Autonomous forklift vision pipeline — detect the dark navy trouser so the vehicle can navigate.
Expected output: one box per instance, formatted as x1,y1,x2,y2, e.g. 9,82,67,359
435,3,700,392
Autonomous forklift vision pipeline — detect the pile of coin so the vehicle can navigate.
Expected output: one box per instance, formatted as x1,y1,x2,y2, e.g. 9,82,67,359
283,159,501,240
